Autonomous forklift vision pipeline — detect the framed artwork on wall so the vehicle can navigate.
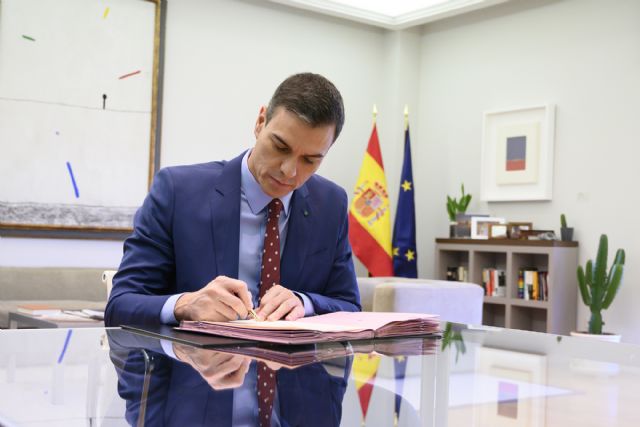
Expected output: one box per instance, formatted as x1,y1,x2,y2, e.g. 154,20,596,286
0,0,164,239
480,105,555,202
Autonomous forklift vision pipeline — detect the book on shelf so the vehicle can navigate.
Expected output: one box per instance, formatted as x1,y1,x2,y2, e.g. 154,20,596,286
446,266,468,282
17,304,62,316
518,269,548,301
176,311,440,345
481,268,506,297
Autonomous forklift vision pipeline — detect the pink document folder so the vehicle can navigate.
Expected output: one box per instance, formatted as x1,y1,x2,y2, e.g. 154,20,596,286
176,311,440,345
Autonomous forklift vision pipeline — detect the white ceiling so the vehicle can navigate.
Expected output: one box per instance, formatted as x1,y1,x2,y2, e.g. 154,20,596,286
267,0,510,30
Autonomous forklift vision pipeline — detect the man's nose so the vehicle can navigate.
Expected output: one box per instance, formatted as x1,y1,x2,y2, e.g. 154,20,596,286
281,157,297,179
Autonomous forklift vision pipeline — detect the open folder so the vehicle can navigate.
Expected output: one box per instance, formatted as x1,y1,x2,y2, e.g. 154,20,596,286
176,311,440,345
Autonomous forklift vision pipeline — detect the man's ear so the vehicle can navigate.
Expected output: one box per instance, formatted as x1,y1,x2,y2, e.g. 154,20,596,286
254,106,267,138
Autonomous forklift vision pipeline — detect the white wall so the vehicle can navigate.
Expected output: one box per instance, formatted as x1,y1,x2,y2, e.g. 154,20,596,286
415,0,640,342
161,0,388,183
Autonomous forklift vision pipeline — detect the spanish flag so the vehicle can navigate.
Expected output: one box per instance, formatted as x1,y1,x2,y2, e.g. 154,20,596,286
348,123,394,276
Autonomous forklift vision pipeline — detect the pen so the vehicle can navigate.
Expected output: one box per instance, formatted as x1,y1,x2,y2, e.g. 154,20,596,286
248,308,259,321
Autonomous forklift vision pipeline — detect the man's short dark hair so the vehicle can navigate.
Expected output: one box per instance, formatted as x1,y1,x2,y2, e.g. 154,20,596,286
266,73,345,142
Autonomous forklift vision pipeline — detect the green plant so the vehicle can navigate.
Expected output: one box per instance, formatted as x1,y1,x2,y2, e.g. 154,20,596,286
577,234,625,334
446,184,472,222
561,214,568,228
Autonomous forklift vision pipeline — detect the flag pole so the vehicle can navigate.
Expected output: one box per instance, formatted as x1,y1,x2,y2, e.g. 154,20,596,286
373,104,378,125
404,104,409,131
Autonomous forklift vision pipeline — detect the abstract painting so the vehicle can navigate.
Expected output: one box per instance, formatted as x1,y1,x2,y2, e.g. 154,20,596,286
481,105,555,201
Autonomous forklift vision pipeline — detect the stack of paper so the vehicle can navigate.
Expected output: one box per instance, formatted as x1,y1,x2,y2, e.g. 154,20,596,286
177,311,440,345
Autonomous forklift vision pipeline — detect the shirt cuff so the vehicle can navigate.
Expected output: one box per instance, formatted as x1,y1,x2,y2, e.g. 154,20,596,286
293,291,315,316
160,293,183,325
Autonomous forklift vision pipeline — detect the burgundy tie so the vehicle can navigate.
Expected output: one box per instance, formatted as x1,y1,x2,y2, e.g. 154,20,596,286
257,198,282,427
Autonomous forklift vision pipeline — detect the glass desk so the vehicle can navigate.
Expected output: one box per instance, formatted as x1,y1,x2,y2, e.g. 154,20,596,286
1,323,639,426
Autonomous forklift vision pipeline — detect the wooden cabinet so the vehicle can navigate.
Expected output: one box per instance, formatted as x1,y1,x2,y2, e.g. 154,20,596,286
435,238,579,334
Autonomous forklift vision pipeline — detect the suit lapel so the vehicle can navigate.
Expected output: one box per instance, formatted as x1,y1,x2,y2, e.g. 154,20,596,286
281,183,311,288
210,154,243,279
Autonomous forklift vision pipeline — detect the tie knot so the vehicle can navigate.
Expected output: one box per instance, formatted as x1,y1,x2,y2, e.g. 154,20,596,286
267,198,282,217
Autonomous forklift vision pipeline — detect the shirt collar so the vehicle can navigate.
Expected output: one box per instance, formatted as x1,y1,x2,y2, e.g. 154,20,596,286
241,150,292,216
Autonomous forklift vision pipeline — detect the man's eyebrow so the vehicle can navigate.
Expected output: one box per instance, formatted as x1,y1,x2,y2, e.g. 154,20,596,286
272,134,325,158
272,134,289,146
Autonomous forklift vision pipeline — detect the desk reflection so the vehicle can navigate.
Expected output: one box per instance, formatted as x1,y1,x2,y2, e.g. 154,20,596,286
107,329,350,427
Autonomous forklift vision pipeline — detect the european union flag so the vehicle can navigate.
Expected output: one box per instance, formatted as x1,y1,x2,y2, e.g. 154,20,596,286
392,125,417,279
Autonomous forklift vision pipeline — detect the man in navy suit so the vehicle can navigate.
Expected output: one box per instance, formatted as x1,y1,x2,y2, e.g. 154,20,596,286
105,72,360,327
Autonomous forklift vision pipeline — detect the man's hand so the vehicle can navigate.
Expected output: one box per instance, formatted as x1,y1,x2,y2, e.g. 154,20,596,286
174,276,253,322
173,344,251,390
256,285,305,321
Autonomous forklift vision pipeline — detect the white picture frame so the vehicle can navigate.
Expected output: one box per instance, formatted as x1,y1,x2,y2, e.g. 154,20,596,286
471,217,506,239
481,105,555,201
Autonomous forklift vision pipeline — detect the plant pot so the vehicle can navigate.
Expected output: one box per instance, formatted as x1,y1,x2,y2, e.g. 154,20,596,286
449,222,470,238
560,227,574,242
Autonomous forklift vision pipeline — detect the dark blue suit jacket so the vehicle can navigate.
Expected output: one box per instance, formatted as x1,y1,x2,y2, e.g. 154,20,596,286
105,152,360,326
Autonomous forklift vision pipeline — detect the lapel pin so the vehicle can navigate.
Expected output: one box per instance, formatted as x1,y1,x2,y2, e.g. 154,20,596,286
303,210,309,217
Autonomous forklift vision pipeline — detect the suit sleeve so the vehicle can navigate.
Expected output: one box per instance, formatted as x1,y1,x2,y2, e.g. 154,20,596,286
105,168,177,326
304,189,361,314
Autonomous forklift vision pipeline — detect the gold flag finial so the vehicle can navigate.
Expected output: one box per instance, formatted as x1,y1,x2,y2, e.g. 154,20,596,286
373,104,378,125
404,105,409,130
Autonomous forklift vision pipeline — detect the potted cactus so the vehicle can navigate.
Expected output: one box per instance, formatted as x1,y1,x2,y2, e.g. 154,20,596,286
446,184,472,237
572,234,625,341
560,214,574,242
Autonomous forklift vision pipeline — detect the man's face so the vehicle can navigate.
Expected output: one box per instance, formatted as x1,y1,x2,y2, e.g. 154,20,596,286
248,106,335,198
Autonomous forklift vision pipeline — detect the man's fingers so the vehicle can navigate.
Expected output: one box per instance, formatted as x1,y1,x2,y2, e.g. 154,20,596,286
259,285,284,304
256,294,283,320
256,285,285,319
211,301,239,321
211,277,251,318
221,278,253,315
267,297,299,321
285,304,305,321
218,292,248,319
257,285,303,321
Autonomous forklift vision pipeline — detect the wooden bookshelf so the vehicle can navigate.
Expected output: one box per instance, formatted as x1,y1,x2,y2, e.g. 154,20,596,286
435,238,579,334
